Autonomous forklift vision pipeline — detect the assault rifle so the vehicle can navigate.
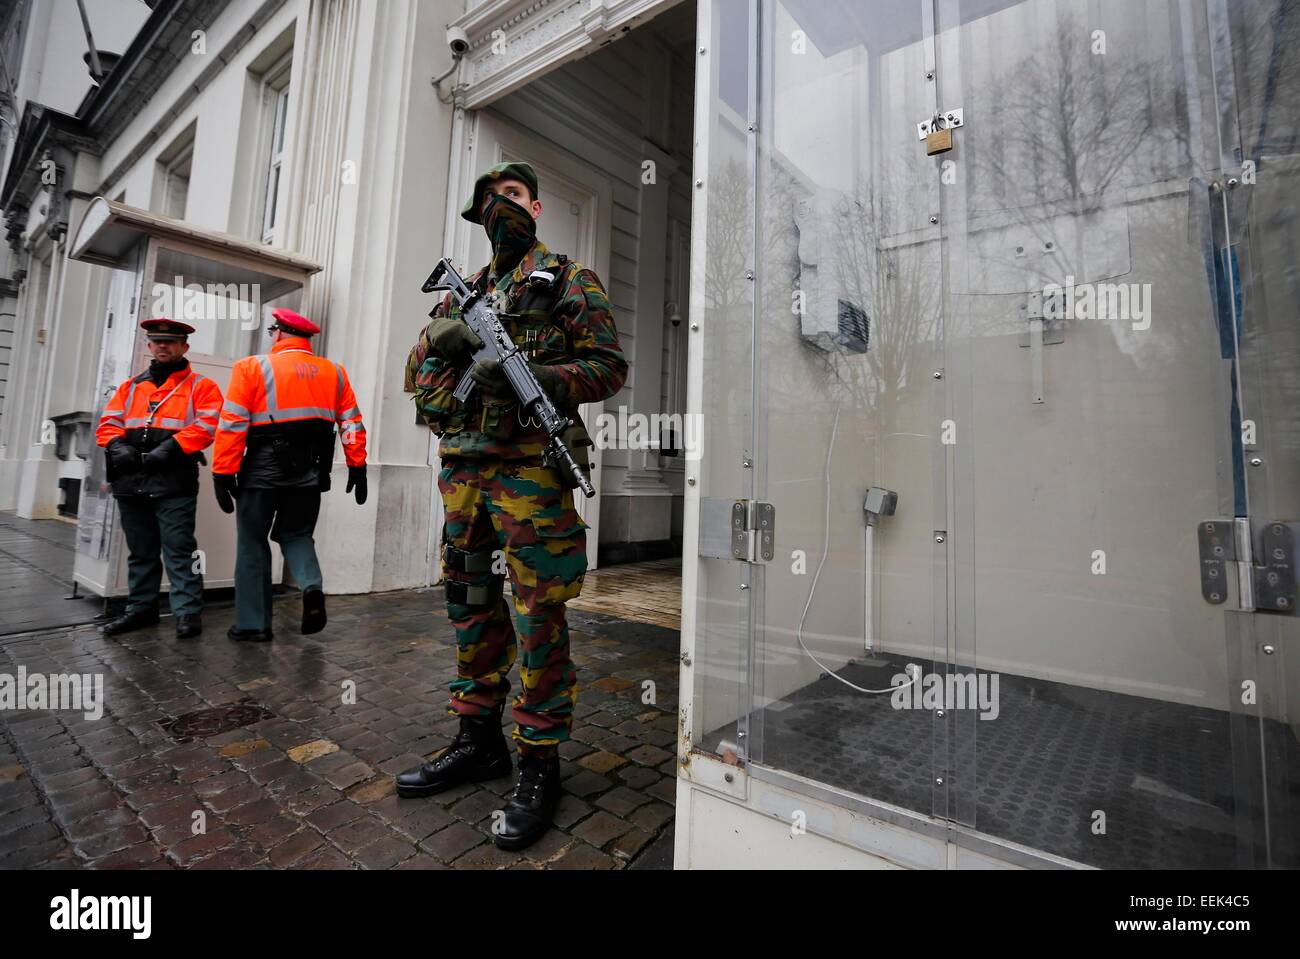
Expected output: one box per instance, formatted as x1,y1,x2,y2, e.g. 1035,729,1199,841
423,258,595,497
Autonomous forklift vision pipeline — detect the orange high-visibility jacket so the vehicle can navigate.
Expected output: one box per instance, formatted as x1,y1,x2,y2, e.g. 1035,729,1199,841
96,365,223,455
212,336,367,475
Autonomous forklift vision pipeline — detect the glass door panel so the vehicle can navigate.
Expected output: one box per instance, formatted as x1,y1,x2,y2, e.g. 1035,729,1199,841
935,0,1300,868
747,0,949,825
1217,0,1300,868
689,0,759,763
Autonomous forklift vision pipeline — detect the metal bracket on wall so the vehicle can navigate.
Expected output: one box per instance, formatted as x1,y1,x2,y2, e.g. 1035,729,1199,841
699,498,775,563
1197,520,1297,613
1018,291,1066,405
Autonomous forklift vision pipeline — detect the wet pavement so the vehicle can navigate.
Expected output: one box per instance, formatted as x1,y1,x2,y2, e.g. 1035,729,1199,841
0,569,682,869
0,514,102,637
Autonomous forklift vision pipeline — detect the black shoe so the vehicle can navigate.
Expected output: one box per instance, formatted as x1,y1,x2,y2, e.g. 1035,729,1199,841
395,706,511,798
301,587,327,635
100,608,160,636
494,754,562,851
175,614,202,639
227,625,273,642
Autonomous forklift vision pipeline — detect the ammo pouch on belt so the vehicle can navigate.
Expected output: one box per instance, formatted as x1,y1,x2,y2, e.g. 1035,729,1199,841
478,396,514,441
443,544,502,606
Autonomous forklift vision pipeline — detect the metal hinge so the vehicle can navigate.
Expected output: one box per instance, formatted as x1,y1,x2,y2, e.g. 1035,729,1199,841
699,498,775,563
1198,520,1296,613
1255,522,1297,613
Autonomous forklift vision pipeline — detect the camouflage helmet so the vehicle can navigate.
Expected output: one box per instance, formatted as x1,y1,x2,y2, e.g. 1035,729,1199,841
460,161,539,224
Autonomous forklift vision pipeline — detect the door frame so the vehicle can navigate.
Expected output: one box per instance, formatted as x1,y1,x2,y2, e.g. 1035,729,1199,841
433,108,615,575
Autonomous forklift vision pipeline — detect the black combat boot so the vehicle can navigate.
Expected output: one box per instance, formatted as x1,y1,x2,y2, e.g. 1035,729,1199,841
395,706,511,798
301,586,327,635
100,607,160,636
175,614,202,639
493,753,562,851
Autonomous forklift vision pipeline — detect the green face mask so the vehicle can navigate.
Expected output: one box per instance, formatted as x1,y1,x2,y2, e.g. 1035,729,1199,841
481,193,536,272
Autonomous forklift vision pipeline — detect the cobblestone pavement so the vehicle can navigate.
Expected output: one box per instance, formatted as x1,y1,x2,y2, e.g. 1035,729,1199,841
0,584,682,870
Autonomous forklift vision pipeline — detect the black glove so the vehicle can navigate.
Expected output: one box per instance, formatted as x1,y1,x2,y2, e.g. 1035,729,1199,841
529,362,569,407
107,438,141,473
141,437,179,473
428,315,483,360
213,473,238,514
467,357,513,398
346,465,368,505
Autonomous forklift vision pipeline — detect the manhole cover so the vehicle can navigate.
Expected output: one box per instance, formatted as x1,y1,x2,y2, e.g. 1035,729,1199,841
160,699,274,742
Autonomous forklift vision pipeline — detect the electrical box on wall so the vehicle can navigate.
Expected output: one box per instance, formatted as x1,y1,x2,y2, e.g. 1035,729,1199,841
793,188,870,355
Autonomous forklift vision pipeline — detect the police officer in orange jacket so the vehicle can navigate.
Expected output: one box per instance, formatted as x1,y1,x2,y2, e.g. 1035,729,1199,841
95,318,224,638
211,307,367,641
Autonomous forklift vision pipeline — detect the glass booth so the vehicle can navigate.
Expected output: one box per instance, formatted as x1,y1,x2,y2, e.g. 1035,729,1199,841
68,198,321,602
678,0,1299,869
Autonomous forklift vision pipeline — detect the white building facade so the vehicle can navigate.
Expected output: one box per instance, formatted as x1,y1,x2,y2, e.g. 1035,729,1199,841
2,0,693,591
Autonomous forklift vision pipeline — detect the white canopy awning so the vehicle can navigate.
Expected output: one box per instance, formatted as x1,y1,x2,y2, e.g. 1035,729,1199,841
69,196,321,283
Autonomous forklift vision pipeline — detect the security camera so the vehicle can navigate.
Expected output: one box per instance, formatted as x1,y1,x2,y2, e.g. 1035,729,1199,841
446,26,470,56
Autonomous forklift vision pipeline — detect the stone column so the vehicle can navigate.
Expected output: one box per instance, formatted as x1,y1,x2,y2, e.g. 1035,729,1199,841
280,0,463,592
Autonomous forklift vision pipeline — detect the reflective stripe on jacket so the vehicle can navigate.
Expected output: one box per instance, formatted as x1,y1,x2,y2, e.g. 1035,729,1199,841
212,336,368,478
95,364,224,498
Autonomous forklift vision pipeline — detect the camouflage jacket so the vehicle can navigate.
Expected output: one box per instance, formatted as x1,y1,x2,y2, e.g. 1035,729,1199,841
405,240,627,460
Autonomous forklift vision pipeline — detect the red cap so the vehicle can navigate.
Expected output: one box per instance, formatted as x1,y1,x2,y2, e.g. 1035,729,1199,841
270,307,320,336
140,317,195,340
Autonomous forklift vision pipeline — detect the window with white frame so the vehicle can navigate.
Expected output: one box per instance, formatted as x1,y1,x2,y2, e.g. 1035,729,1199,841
260,58,292,244
153,124,196,221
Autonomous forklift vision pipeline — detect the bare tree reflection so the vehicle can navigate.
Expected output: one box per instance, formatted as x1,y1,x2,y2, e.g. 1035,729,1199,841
978,22,1156,204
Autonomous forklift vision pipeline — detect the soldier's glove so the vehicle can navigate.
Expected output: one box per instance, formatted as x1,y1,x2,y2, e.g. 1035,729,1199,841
106,438,142,473
428,316,483,360
213,473,239,514
141,438,179,473
346,465,368,506
529,362,569,408
467,357,513,398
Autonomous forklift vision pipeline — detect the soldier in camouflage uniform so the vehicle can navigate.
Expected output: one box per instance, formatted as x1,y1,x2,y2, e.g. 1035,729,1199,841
396,162,627,851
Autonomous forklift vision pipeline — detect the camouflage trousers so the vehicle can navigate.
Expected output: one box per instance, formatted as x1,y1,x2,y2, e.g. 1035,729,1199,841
438,457,588,758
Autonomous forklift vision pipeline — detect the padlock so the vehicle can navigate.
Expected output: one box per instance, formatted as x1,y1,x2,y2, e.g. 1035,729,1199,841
926,126,953,155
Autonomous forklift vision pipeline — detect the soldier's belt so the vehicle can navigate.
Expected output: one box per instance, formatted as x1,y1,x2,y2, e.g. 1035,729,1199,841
444,576,503,606
444,544,496,574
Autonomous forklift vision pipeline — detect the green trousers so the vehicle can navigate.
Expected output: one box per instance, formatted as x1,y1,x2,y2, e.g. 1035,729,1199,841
234,488,323,631
115,494,203,617
438,458,588,758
